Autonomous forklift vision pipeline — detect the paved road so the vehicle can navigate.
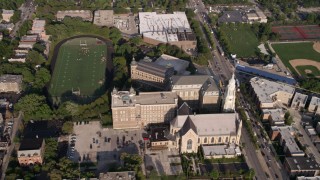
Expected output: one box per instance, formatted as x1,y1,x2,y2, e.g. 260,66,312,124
237,73,290,180
288,109,320,163
10,0,35,38
189,0,234,87
1,112,23,180
240,126,267,180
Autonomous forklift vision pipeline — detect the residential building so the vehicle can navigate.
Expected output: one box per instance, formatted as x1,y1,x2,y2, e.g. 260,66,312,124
99,171,136,180
170,75,221,113
56,10,93,21
270,126,305,157
138,12,196,53
316,122,320,134
21,35,39,43
305,126,317,137
29,19,49,41
0,23,14,32
246,8,268,23
222,74,236,113
111,88,178,129
284,156,320,177
8,56,26,63
262,109,285,126
18,41,36,49
131,57,174,90
1,10,14,22
297,177,320,180
154,54,190,75
0,74,23,93
250,77,295,109
170,112,242,153
291,92,308,110
93,10,114,26
309,96,320,115
148,127,171,150
18,138,45,166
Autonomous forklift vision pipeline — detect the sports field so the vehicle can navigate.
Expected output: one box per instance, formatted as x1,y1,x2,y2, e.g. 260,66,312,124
296,65,320,78
272,42,320,77
220,25,259,57
49,37,107,98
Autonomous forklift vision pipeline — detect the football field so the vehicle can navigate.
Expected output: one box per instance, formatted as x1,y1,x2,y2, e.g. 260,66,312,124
49,37,107,98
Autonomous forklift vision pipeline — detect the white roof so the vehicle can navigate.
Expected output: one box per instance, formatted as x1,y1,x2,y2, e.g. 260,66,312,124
250,77,295,103
139,12,191,43
292,92,308,105
154,54,189,74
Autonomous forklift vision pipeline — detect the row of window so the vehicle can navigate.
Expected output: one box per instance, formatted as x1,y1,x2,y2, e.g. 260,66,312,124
186,137,236,150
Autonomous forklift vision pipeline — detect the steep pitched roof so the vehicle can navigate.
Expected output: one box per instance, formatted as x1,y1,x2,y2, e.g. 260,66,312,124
178,102,192,115
180,116,197,136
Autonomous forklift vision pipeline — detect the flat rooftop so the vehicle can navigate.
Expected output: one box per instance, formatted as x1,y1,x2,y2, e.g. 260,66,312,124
263,109,285,122
154,54,190,75
112,91,177,107
19,138,43,151
250,77,295,103
218,10,247,23
139,12,193,43
0,74,23,84
277,126,304,155
171,75,219,92
292,92,308,105
285,156,320,171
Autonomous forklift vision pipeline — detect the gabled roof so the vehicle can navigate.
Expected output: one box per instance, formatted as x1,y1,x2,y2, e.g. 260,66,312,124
178,102,192,115
180,116,197,136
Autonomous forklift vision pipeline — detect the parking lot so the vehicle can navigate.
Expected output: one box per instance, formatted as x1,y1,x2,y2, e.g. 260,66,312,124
144,148,182,176
70,121,145,172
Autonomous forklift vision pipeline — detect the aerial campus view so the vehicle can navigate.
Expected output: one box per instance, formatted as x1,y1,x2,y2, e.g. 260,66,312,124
0,0,320,180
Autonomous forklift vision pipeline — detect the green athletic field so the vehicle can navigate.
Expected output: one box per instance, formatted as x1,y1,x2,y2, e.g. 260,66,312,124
220,25,259,57
296,65,320,78
272,42,320,77
49,37,107,98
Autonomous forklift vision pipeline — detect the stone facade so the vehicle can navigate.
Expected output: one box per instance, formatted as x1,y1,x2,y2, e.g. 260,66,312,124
111,88,178,129
170,75,221,113
131,57,174,90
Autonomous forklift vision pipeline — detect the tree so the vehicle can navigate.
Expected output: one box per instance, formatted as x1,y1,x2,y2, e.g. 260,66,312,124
33,67,51,89
10,10,21,23
15,94,52,121
33,43,46,53
210,169,219,179
62,121,73,134
120,153,142,171
26,50,46,65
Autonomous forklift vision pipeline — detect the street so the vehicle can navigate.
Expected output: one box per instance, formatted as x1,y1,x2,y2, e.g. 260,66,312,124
1,112,23,180
189,0,234,86
10,0,36,38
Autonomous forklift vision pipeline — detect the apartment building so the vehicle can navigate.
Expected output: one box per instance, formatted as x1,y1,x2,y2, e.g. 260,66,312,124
18,138,45,166
56,10,93,21
309,96,320,115
284,156,320,177
291,92,308,110
111,88,178,129
1,10,14,22
262,109,285,126
131,57,174,90
170,75,221,113
250,77,295,109
0,74,23,93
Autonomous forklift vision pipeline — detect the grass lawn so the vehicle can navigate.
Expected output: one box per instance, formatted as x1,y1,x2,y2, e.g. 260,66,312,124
272,42,320,75
220,25,259,57
296,65,320,77
49,37,107,99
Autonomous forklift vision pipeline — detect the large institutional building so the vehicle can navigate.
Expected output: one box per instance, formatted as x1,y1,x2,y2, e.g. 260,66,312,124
170,108,242,154
249,77,295,109
130,57,174,90
138,12,196,53
170,75,221,113
18,138,45,166
111,88,178,129
0,74,23,93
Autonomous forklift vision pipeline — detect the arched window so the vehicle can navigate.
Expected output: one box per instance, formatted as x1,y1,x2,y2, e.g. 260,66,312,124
187,139,192,150
198,138,200,143
225,137,228,143
232,138,235,143
204,137,207,143
211,137,214,143
218,137,222,143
